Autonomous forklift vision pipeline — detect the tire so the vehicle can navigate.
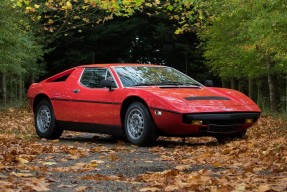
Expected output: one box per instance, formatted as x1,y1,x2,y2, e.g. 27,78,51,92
124,102,158,146
35,99,63,139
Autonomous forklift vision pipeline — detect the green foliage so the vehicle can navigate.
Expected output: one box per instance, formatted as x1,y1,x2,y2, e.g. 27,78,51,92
0,0,44,106
0,0,43,77
13,0,204,41
199,0,287,78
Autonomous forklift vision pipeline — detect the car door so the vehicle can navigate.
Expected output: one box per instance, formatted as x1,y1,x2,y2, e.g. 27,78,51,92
66,67,117,126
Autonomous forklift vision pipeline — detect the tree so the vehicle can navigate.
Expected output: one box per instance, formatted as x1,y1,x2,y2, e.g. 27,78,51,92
14,0,204,42
0,0,43,107
42,13,206,82
199,0,287,112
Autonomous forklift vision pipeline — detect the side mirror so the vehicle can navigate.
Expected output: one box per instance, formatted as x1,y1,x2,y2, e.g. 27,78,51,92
205,80,213,87
101,79,114,91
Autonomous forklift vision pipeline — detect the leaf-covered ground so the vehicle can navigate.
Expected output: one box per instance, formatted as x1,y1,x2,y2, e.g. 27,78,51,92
0,108,286,191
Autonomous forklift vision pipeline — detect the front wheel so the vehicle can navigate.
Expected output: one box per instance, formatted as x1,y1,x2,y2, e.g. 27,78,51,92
35,99,63,139
124,102,158,146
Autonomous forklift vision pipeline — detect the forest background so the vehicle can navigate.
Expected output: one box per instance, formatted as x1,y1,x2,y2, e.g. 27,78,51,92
1,0,287,113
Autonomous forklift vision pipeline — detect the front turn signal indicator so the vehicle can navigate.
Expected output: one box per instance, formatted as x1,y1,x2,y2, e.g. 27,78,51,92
192,120,203,125
245,119,253,124
155,110,162,116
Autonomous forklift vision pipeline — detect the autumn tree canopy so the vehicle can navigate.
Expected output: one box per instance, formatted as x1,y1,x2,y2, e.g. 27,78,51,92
15,0,204,42
1,0,287,112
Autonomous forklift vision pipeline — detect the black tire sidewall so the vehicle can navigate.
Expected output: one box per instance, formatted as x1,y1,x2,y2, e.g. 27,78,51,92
124,102,157,146
35,100,58,139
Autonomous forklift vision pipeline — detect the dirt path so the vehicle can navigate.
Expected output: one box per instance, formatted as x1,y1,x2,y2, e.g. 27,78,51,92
0,109,287,191
25,133,219,191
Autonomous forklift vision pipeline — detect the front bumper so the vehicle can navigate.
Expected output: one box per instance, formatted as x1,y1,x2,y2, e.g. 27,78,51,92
183,112,261,134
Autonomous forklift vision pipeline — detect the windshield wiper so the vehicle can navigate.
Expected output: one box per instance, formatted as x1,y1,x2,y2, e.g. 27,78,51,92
133,82,200,87
160,81,184,85
160,81,199,86
133,83,158,86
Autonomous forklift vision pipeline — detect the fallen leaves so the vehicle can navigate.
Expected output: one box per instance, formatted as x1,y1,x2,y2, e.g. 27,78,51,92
81,173,126,182
0,108,287,191
136,114,287,191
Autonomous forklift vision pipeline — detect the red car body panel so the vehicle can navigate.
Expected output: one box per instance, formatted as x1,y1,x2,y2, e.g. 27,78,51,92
27,64,261,137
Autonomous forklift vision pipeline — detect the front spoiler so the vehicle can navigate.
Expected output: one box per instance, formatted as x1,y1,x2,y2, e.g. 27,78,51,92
183,112,261,121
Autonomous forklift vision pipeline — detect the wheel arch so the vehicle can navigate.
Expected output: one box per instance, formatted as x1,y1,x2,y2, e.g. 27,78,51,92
33,94,51,113
120,96,152,128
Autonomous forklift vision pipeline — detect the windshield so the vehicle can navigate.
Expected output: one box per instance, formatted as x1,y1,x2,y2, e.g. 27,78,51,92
114,66,202,87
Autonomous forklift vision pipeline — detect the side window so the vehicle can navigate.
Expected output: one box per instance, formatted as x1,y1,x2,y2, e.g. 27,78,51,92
80,68,116,88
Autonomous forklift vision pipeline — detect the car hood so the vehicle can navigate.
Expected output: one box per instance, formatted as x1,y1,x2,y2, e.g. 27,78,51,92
132,86,260,112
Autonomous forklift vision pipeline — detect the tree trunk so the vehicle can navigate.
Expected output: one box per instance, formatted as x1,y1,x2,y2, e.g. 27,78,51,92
30,73,35,84
238,79,242,92
221,78,229,88
267,63,277,112
2,73,7,107
184,52,188,74
256,78,263,109
248,76,257,102
9,76,13,105
19,74,23,103
286,76,287,112
230,78,239,90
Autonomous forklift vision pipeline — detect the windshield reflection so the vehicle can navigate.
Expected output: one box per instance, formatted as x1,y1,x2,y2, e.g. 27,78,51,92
114,66,202,87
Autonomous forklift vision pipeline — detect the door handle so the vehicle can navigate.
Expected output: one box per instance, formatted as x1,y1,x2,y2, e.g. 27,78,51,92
73,89,80,93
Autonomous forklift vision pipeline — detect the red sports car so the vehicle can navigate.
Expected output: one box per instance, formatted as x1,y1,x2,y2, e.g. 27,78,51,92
27,64,261,146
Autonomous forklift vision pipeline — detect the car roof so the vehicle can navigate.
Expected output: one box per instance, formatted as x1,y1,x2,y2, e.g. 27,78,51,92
79,63,163,68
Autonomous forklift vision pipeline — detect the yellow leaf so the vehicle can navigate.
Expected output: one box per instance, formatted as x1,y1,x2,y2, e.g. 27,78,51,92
82,18,90,23
140,187,160,192
175,28,182,35
145,2,152,7
91,2,97,7
17,2,22,7
43,162,57,165
48,19,54,24
165,185,179,191
66,1,73,10
175,165,190,171
16,157,29,164
212,161,222,167
154,0,160,5
11,172,33,177
75,186,89,192
34,4,40,8
90,160,104,164
258,184,271,191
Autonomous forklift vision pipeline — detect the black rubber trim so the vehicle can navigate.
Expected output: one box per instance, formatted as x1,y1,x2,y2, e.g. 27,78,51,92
185,96,231,101
183,112,260,120
51,98,121,105
57,121,124,136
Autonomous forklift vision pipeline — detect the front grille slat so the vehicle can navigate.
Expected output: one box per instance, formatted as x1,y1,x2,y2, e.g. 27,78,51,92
207,124,240,133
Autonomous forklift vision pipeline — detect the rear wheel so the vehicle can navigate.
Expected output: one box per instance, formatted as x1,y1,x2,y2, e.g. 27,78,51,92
124,102,158,146
35,99,63,139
